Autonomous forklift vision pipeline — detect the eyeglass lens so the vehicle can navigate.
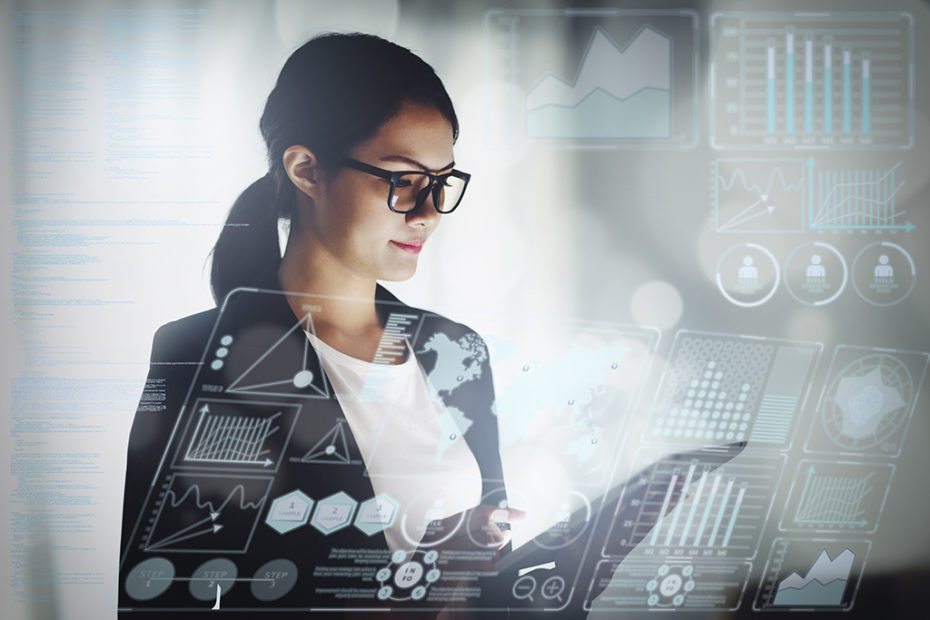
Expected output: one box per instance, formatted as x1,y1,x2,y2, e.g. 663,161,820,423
390,173,466,213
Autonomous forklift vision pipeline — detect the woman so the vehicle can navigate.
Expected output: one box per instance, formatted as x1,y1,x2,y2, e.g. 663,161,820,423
118,33,525,618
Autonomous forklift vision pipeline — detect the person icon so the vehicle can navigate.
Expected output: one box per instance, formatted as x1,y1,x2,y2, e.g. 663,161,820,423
738,256,759,280
874,255,894,279
806,254,826,279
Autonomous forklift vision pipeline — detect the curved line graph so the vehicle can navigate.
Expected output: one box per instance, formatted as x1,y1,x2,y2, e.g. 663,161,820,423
144,475,272,553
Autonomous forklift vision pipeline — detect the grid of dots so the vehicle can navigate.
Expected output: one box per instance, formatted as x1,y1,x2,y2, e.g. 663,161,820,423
652,336,774,442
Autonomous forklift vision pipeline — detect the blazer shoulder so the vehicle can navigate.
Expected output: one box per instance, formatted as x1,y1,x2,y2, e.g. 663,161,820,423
379,285,488,352
150,306,220,363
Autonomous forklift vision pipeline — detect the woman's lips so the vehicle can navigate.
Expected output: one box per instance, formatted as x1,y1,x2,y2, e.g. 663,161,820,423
390,240,423,254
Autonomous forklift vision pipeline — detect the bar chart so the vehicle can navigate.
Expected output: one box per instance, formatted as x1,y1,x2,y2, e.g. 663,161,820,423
604,451,782,560
710,12,913,150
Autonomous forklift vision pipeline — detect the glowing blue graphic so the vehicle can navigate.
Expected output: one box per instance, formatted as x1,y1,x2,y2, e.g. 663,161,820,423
756,539,870,611
144,474,272,553
807,347,928,457
810,160,910,231
265,490,313,535
795,472,863,526
525,26,671,139
710,12,914,150
185,406,280,466
646,331,820,448
484,8,698,149
712,159,805,233
780,461,894,534
586,559,751,612
774,547,854,606
417,331,485,461
604,450,783,560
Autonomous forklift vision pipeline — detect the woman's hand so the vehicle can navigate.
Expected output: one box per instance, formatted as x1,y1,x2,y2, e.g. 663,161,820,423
419,503,526,556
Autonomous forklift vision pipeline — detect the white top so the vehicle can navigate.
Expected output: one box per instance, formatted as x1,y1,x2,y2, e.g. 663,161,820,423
304,330,483,554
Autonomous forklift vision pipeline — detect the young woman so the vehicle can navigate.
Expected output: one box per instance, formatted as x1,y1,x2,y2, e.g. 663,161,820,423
118,33,525,618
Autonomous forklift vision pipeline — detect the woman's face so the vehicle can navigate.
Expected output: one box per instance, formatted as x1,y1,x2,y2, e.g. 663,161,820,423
309,99,455,282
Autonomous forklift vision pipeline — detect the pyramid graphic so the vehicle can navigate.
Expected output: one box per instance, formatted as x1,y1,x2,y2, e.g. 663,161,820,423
297,421,355,465
226,313,331,399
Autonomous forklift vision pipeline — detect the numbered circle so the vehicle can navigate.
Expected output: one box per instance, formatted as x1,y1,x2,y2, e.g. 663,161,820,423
250,559,298,602
125,558,174,601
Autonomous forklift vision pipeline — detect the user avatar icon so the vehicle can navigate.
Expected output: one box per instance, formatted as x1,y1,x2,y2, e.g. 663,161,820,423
738,256,759,281
873,255,894,279
806,254,826,279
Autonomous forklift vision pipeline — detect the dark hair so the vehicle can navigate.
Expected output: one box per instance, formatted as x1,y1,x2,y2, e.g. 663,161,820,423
209,32,460,304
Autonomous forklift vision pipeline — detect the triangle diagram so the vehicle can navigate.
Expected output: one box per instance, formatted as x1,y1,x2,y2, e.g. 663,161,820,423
299,421,353,464
226,313,331,399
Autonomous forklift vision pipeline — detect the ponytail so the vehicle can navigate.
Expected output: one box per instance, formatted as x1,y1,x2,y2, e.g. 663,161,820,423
209,170,288,304
208,32,459,305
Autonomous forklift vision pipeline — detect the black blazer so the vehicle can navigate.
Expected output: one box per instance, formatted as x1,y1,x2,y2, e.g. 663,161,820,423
118,264,508,617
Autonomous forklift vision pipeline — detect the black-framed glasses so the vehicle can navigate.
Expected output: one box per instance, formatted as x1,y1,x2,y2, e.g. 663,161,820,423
339,157,471,214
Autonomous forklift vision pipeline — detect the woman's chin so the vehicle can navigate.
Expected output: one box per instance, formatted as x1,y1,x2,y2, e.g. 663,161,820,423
379,263,418,282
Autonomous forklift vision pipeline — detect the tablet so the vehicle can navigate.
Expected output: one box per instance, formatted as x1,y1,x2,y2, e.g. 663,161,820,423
494,441,748,575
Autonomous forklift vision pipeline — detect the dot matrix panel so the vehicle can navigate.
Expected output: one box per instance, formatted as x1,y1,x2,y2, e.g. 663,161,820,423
644,331,821,449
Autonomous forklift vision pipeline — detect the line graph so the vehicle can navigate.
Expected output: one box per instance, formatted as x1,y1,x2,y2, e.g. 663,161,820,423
144,474,272,553
712,159,805,233
711,158,913,234
809,160,910,231
780,460,894,534
173,399,301,472
794,469,872,526
185,409,280,464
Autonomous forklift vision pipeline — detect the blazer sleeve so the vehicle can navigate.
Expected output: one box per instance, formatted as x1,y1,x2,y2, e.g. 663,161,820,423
118,320,206,559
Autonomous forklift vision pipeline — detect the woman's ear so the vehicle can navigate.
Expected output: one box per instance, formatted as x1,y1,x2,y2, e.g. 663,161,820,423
282,145,325,201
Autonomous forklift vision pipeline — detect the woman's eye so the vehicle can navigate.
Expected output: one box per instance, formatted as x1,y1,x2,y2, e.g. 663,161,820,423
396,179,413,187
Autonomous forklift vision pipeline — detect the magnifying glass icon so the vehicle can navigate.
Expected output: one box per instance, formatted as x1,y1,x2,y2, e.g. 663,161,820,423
541,575,566,603
511,575,537,602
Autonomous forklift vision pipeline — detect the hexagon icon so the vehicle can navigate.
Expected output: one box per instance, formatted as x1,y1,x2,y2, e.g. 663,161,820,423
354,493,399,536
265,490,314,534
310,491,357,535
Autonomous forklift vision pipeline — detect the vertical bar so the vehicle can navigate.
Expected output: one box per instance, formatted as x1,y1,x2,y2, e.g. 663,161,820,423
664,464,695,546
816,169,823,228
861,52,871,134
223,416,244,461
823,37,833,133
855,170,860,227
186,409,208,460
650,470,680,545
767,39,776,133
890,165,896,225
694,474,721,546
786,28,795,133
804,35,813,133
842,170,848,227
869,169,875,226
680,470,709,546
722,483,747,547
244,418,262,462
252,418,270,462
708,478,735,546
843,47,852,133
